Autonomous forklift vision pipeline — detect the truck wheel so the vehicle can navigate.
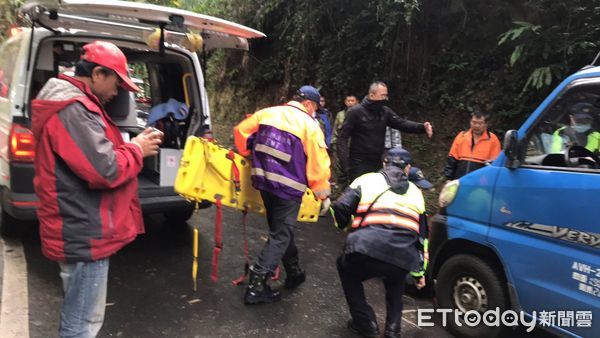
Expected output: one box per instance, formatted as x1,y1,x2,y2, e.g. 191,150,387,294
435,254,508,338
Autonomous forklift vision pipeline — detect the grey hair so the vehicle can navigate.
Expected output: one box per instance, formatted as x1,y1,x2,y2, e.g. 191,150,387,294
369,81,387,94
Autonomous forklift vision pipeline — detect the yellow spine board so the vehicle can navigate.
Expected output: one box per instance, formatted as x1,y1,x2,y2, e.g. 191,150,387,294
175,136,265,214
175,136,320,221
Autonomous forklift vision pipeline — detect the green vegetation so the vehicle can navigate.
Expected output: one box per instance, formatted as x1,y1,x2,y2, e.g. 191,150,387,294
166,0,600,122
160,0,600,208
178,0,600,211
0,0,24,41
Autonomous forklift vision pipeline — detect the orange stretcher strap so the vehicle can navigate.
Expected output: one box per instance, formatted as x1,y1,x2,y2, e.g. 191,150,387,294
227,149,241,192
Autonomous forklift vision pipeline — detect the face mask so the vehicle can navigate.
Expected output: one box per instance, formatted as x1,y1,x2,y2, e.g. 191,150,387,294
573,124,591,133
367,99,387,111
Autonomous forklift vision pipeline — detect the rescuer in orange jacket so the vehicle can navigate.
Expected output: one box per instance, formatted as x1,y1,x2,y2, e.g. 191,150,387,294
444,110,501,180
234,85,331,304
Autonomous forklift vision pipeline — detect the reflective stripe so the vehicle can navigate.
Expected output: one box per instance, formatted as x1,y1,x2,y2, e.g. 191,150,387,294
352,213,420,233
551,127,566,153
254,144,291,162
352,173,425,214
356,202,420,221
252,168,307,192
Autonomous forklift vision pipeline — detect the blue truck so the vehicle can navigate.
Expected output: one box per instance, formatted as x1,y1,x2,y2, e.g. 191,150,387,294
431,66,600,337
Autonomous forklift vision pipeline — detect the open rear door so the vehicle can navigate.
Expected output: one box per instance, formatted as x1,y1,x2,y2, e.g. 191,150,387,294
21,0,265,50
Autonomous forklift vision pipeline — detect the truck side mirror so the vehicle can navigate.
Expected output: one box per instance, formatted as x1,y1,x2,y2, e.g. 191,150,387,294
504,129,520,169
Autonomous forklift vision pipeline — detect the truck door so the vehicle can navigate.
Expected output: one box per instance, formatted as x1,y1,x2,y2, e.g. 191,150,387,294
490,79,600,337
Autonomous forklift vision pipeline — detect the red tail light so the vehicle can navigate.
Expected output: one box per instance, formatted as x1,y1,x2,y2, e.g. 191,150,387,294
9,124,35,162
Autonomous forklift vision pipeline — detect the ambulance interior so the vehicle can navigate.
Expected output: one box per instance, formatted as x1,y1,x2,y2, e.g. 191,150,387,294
30,38,207,188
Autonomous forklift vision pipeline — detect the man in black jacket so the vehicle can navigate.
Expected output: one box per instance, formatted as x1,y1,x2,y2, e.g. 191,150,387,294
337,81,433,182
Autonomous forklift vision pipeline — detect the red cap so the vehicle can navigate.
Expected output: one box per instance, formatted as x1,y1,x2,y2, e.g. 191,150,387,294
81,41,140,92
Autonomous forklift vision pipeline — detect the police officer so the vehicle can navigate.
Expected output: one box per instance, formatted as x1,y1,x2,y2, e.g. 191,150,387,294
551,102,600,153
330,147,427,338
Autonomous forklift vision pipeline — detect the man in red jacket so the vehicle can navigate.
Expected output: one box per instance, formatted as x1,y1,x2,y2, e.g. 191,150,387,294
32,41,162,337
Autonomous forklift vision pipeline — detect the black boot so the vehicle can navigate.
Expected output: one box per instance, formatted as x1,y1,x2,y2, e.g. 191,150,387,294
384,321,401,338
244,266,281,305
282,256,306,289
347,319,380,338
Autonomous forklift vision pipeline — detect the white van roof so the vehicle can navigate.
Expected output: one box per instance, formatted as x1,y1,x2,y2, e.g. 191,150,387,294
21,0,265,50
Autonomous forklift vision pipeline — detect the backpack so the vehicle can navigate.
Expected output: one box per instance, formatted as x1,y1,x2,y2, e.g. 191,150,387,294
155,113,186,149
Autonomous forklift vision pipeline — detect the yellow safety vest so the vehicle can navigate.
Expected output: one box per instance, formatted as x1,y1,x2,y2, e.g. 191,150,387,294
551,126,600,153
350,172,425,233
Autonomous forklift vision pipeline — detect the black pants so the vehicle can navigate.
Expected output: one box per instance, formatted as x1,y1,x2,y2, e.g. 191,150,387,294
255,191,301,274
349,157,383,182
337,253,408,328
